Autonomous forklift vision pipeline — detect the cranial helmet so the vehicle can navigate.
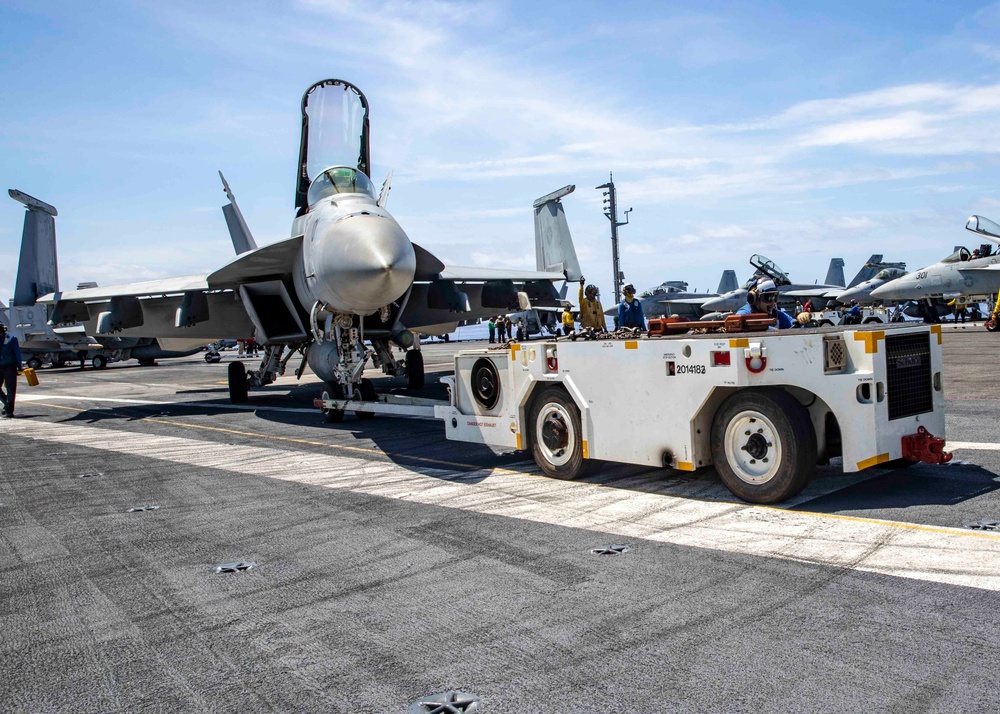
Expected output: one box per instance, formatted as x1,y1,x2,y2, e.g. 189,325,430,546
585,284,598,297
624,283,635,293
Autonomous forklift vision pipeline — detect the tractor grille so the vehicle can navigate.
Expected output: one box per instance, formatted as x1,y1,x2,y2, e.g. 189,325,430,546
885,332,933,420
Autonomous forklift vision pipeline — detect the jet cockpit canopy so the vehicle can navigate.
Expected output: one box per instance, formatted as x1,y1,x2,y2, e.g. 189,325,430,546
966,214,1000,243
295,79,371,215
748,254,792,286
640,281,688,298
874,267,907,281
307,166,377,206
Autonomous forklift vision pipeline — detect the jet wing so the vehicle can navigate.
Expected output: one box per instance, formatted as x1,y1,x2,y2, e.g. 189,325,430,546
207,235,303,288
783,287,842,299
37,275,210,303
436,266,566,282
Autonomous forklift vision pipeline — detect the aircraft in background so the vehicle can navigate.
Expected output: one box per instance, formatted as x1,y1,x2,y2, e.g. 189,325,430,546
8,189,206,369
614,270,739,320
870,215,1000,304
38,79,580,406
835,260,907,304
700,255,845,313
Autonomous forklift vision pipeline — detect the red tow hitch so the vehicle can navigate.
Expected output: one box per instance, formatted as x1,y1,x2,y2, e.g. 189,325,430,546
901,426,953,464
312,398,325,408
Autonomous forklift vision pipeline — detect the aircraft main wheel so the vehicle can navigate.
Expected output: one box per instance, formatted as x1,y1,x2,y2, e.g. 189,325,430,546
228,361,249,404
27,357,42,370
406,350,425,390
818,320,834,327
92,355,107,370
355,378,377,420
529,387,588,480
320,382,344,423
711,388,817,504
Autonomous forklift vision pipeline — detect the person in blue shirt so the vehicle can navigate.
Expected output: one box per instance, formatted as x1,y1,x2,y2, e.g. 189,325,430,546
0,324,24,418
618,283,646,329
736,277,794,329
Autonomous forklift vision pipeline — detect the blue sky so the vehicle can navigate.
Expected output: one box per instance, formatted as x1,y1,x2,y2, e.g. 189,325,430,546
3,0,1000,306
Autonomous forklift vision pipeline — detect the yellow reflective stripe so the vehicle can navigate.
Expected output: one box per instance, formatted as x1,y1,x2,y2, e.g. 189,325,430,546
582,440,589,459
624,341,638,350
853,330,885,354
678,461,695,472
729,338,749,348
931,324,943,344
857,453,891,470
511,344,521,360
516,432,522,450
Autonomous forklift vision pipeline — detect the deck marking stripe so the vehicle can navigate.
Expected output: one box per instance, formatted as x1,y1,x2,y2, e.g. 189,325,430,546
5,415,1000,591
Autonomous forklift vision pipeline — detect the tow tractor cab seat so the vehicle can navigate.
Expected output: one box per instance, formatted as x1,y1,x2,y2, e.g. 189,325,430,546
306,166,377,208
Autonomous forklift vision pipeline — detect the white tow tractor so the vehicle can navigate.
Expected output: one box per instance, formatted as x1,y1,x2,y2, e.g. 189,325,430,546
315,322,951,504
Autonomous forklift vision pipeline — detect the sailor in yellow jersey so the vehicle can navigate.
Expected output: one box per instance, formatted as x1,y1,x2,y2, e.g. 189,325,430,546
578,278,606,331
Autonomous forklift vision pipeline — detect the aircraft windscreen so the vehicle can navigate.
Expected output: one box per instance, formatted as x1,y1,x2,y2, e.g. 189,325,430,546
304,81,368,180
749,254,790,285
875,269,904,280
308,167,376,205
941,247,972,264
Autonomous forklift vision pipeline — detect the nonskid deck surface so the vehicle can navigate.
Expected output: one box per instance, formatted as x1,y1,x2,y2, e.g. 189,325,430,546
3,327,1000,712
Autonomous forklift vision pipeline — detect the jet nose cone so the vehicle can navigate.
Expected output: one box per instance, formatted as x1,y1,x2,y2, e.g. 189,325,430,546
870,280,911,301
313,214,417,313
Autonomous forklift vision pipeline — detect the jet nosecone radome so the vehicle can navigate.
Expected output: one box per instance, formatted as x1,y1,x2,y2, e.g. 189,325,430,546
294,185,416,315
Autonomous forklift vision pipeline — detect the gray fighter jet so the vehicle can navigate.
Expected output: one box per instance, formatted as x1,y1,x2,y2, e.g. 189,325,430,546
870,216,1000,303
835,261,907,305
9,189,206,369
618,270,739,320
699,255,848,313
38,79,580,404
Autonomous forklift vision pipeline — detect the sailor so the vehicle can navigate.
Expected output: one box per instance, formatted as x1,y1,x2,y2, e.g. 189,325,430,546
561,305,575,336
488,317,496,343
578,278,606,331
737,277,793,329
617,283,646,330
0,324,23,418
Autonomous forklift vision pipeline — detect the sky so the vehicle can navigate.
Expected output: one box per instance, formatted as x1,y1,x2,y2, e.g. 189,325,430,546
3,0,1000,307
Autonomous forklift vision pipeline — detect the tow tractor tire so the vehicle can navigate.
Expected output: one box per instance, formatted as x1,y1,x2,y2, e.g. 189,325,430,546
529,387,589,481
818,320,834,327
92,355,107,370
406,350,425,390
204,352,221,364
710,388,817,504
321,382,345,423
27,357,42,371
228,361,249,404
355,378,377,420
987,320,1000,332
863,317,884,324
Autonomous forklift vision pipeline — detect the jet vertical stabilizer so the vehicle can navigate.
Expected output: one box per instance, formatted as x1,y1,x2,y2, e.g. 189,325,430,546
10,189,59,306
533,185,582,281
717,270,737,293
847,254,883,288
824,258,846,288
219,172,258,255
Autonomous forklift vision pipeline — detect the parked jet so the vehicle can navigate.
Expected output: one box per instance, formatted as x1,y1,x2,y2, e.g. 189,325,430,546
870,215,1000,303
700,255,847,313
615,270,739,319
38,79,580,405
835,261,907,305
8,189,206,369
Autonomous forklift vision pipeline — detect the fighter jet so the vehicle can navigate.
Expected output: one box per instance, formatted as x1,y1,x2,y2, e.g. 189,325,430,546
8,189,207,369
618,270,739,320
699,255,849,313
870,216,1000,303
835,261,907,305
38,79,580,404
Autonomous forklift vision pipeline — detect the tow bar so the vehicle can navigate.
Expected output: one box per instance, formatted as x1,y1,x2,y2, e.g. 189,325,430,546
901,426,953,464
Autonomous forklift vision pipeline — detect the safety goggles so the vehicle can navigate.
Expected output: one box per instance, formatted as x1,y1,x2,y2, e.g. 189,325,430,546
759,291,778,303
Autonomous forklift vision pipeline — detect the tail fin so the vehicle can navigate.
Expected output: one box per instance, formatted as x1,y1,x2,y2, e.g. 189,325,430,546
824,258,846,287
533,185,582,281
717,270,737,293
219,172,258,255
846,254,883,288
0,299,8,328
9,189,59,306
